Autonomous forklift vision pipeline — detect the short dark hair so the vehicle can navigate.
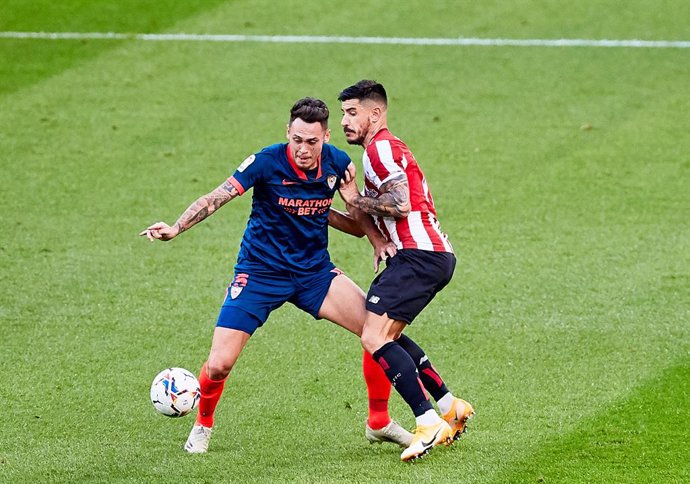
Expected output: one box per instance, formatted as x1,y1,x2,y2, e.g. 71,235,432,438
289,97,329,129
338,80,387,107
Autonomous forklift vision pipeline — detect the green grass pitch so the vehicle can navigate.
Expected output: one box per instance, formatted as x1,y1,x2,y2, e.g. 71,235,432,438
1,1,688,482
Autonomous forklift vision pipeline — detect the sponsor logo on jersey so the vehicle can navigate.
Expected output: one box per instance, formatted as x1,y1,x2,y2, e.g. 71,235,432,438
237,154,256,173
278,196,333,216
327,175,337,189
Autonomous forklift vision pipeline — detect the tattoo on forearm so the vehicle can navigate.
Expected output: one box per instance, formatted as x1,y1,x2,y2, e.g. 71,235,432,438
351,178,410,218
174,203,209,233
174,181,239,233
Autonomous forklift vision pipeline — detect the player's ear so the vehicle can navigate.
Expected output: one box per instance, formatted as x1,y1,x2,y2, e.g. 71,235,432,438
370,105,382,123
286,124,290,140
324,128,331,143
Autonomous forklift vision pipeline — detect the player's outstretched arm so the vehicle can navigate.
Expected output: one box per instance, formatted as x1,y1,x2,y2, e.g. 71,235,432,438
345,204,397,272
139,180,239,241
336,163,397,271
339,171,411,219
328,208,365,238
329,204,396,272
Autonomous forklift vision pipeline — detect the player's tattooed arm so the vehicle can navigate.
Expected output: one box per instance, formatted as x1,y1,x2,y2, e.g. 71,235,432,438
346,172,411,219
140,180,239,242
173,180,239,234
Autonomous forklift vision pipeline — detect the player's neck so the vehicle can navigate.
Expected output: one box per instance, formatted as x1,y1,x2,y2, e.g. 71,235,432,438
362,122,388,148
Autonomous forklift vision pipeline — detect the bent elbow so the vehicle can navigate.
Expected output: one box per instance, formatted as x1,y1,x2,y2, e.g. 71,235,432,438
397,203,411,218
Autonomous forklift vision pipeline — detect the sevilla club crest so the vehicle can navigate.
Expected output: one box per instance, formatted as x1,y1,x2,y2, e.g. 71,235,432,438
327,175,337,189
230,273,249,299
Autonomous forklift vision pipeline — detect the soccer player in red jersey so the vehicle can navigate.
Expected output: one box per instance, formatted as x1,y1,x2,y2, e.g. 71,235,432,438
337,80,475,461
140,98,411,453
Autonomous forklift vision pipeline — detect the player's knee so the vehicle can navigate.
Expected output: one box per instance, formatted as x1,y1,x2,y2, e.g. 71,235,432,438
360,331,383,355
206,355,234,380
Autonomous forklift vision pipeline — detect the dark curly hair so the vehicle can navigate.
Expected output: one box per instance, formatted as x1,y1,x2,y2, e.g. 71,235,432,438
289,97,329,129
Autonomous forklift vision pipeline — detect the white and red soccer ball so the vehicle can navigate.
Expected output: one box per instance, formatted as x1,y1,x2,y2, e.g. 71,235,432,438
150,367,200,417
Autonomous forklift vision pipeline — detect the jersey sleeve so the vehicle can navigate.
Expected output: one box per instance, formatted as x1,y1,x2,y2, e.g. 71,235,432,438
366,139,405,189
227,151,268,195
335,148,352,181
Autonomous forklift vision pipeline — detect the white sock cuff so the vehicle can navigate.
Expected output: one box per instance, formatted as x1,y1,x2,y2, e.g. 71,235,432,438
415,408,443,426
437,392,455,415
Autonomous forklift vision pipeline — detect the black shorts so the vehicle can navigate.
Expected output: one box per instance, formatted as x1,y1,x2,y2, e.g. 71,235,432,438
365,249,456,324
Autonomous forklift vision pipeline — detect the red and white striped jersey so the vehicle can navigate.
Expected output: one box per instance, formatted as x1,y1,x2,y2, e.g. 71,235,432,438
362,128,453,253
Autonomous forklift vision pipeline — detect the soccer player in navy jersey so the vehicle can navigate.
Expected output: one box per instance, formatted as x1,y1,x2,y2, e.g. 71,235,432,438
337,80,475,461
140,98,412,454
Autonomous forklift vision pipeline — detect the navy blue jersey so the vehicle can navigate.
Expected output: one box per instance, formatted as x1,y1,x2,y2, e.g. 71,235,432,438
227,143,351,273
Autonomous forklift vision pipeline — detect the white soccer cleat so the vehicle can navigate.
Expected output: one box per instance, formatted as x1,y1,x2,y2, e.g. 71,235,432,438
184,424,212,453
365,420,414,447
400,420,453,462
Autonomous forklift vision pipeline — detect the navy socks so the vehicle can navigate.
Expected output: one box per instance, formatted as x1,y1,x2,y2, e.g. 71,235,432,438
396,333,450,402
373,341,433,417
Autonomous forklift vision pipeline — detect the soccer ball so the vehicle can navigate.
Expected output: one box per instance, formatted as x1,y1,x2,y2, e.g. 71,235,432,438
150,367,201,417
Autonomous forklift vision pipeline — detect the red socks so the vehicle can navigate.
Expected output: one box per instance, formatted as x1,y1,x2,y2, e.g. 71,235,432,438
362,351,392,429
195,354,392,430
195,362,227,428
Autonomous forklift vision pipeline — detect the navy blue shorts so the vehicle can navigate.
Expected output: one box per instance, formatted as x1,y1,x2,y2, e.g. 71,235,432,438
365,249,456,324
216,266,343,335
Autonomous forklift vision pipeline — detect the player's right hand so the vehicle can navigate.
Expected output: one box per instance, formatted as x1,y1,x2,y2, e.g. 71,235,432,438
139,222,179,241
342,162,356,184
373,241,397,273
338,163,360,204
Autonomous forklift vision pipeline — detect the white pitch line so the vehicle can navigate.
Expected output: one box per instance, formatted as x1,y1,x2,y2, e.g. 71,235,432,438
1,31,689,48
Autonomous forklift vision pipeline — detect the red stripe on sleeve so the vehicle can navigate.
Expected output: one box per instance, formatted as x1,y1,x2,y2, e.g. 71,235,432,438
227,176,246,196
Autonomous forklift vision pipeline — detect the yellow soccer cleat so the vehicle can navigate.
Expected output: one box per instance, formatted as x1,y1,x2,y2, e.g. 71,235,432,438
400,420,453,462
442,398,474,441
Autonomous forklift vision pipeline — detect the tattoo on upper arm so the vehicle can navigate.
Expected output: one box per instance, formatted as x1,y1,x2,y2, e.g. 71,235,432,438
351,173,410,218
221,181,239,196
212,181,239,208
